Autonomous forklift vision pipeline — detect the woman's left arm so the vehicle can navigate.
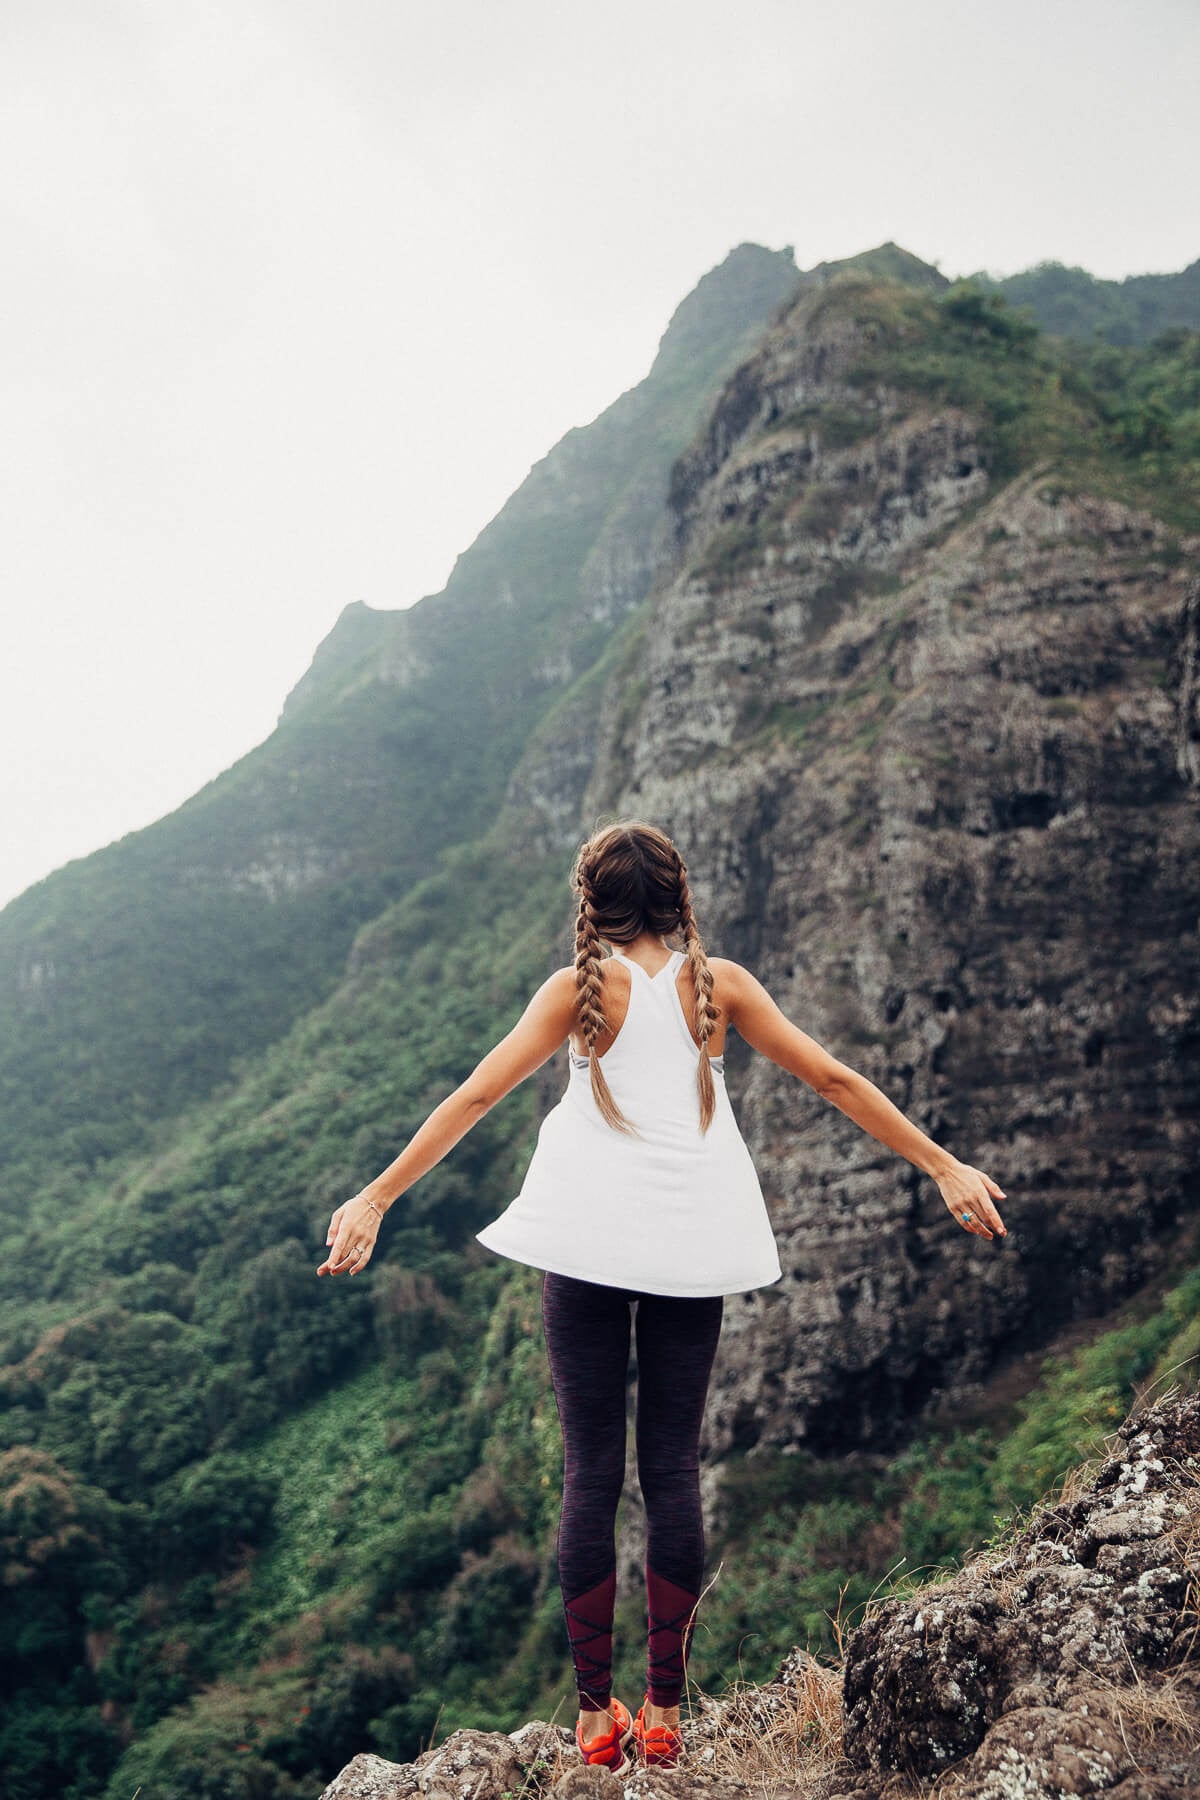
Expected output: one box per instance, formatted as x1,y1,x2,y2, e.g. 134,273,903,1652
720,959,1008,1241
318,967,578,1276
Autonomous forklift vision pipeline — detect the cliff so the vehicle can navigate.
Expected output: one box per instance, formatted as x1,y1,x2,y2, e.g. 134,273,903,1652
515,268,1200,1470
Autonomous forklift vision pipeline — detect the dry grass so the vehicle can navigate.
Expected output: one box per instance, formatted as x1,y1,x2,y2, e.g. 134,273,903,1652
685,1654,844,1793
661,1567,853,1794
1088,1660,1200,1754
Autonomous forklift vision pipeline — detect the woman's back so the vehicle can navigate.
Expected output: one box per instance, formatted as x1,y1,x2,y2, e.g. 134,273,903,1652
475,946,783,1297
569,949,732,1064
568,949,727,1143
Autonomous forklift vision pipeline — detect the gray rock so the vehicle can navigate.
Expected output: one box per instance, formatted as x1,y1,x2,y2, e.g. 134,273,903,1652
546,1768,624,1797
412,1728,525,1798
968,1700,1131,1799
318,1752,420,1800
841,1390,1200,1788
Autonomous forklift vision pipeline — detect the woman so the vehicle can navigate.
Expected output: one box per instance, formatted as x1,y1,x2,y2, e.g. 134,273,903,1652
318,822,1007,1771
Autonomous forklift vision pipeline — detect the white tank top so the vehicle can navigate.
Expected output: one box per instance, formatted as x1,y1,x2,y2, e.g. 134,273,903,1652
475,950,783,1297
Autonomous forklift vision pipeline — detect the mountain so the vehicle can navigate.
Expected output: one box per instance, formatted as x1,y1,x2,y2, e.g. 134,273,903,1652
572,267,1200,1463
0,244,1197,1800
978,254,1200,345
0,241,802,1205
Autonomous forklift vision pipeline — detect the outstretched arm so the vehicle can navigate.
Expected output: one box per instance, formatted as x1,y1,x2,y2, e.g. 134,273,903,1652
720,961,1008,1240
318,967,579,1276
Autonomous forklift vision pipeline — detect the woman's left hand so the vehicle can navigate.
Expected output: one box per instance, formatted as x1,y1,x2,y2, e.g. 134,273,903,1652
937,1161,1008,1240
317,1192,381,1276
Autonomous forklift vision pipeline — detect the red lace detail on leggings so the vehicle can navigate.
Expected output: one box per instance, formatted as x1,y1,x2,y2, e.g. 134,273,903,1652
563,1570,616,1710
645,1566,699,1707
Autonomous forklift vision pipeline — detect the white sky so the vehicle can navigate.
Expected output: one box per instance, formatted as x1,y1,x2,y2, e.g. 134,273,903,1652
2,0,1197,910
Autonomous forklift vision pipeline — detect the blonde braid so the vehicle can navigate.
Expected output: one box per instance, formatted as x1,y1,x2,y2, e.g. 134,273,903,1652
677,872,719,1133
574,890,635,1136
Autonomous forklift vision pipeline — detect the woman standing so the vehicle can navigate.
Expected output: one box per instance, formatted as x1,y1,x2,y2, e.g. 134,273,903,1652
319,822,1007,1771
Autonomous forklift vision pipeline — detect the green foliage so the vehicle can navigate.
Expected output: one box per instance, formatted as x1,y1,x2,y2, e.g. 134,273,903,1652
149,1454,276,1578
886,1262,1200,1590
102,1692,313,1800
677,1491,885,1689
939,282,1040,347
830,275,1200,525
749,698,835,746
0,828,565,1791
839,276,1079,482
1058,327,1200,521
0,1700,118,1800
776,401,880,447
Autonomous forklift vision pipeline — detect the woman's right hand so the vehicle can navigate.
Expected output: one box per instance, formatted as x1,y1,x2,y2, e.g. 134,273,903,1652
317,1192,381,1276
937,1161,1008,1239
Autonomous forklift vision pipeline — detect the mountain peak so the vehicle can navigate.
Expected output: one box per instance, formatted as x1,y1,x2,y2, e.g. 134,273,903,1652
805,240,948,291
650,243,801,377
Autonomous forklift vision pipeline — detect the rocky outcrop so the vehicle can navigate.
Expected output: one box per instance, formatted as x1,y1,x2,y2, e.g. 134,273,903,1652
317,1726,538,1799
837,1387,1200,1796
319,1390,1200,1798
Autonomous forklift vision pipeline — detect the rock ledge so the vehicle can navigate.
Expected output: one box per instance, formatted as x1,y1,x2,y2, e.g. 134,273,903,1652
320,1392,1200,1799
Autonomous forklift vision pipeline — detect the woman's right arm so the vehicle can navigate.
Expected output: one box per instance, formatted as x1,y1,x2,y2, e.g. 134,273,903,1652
318,966,578,1275
718,960,1008,1240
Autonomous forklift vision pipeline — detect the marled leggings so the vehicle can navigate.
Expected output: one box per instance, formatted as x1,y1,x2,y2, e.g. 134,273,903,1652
541,1270,724,1710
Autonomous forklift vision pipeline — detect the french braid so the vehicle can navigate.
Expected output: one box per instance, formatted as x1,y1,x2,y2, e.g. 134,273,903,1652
676,865,719,1133
574,887,635,1135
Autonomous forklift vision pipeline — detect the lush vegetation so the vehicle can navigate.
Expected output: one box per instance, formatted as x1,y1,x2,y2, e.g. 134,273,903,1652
979,254,1200,347
2,247,1198,1796
840,273,1200,520
6,1180,1196,1797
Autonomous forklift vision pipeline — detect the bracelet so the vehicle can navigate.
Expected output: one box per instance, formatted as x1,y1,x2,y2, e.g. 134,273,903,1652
364,1196,386,1224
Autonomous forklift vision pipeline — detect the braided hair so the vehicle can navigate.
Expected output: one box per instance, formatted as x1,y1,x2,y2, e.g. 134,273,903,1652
572,874,630,1134
570,822,719,1134
677,875,719,1132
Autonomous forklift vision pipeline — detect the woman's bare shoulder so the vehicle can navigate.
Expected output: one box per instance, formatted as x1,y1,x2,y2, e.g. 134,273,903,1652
534,966,582,1023
707,956,755,1000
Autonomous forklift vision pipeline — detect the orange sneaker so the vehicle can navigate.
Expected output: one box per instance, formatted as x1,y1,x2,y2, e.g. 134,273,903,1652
576,1696,634,1772
633,1698,684,1767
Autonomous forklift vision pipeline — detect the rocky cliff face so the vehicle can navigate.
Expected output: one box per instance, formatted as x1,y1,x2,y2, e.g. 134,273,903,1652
507,274,1200,1480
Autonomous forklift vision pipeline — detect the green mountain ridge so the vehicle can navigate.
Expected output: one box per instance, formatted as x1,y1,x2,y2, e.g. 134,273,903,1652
0,242,802,1207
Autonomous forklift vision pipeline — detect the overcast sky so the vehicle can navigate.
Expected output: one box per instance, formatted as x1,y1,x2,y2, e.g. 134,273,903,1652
3,0,1197,910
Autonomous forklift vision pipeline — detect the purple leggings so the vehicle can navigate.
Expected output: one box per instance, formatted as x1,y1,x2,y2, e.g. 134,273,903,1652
541,1270,724,1710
